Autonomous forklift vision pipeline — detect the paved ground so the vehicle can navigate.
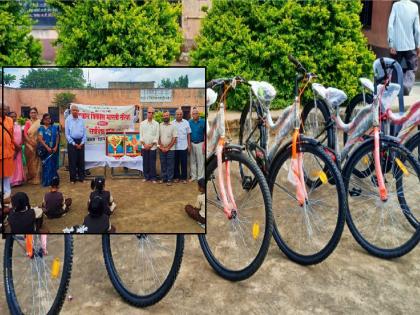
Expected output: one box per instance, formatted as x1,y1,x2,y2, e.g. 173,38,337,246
0,235,418,314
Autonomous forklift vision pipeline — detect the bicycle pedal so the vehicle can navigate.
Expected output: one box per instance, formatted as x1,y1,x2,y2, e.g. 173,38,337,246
242,176,253,190
349,187,362,197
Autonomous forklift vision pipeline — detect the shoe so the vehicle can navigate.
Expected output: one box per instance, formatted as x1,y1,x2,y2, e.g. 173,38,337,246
142,179,148,183
70,181,76,184
189,178,196,183
158,180,164,184
182,180,187,184
152,180,157,184
167,182,172,186
174,179,180,183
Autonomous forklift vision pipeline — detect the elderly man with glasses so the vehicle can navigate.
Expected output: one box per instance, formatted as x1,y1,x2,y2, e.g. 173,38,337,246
140,106,159,183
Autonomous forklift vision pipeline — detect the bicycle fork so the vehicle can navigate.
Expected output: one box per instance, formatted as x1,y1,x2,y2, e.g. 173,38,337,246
216,140,238,219
373,127,388,201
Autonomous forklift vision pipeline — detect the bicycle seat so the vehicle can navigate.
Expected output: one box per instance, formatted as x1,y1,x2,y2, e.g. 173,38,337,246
312,83,347,109
377,83,400,110
207,88,218,107
249,81,277,107
359,78,374,93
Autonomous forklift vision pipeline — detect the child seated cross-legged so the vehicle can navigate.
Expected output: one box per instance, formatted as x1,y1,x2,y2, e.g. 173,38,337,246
83,195,116,233
8,192,44,233
42,176,72,219
185,178,206,229
88,177,116,215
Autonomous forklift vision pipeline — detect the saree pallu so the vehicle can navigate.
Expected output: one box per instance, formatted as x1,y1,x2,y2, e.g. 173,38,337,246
11,123,26,186
24,119,41,185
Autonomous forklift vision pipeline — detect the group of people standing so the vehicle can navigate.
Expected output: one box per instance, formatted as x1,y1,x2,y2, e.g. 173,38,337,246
140,106,205,185
1,105,60,199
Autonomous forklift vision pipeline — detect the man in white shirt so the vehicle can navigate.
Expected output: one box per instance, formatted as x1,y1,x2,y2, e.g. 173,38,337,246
140,106,159,183
388,0,420,93
172,108,191,184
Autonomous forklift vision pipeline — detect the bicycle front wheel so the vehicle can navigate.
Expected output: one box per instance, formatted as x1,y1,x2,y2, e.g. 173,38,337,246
4,234,73,315
102,234,184,307
199,150,273,281
344,139,420,258
268,141,346,265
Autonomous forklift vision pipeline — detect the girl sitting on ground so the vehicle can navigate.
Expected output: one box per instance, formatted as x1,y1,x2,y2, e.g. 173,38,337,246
83,195,116,233
8,192,44,233
185,178,206,229
42,176,72,219
88,177,116,215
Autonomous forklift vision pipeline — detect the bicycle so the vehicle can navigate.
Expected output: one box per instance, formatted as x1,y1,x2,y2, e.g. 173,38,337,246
4,234,184,314
239,55,347,265
300,58,420,258
199,78,273,281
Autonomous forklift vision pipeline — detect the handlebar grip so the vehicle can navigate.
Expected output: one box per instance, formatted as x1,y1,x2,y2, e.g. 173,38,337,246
288,54,307,73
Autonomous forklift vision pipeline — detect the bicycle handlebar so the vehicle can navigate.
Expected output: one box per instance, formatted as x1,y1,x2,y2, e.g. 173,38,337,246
288,54,307,73
206,76,249,89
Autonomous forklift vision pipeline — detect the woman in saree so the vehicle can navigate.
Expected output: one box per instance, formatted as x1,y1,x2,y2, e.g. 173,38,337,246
1,105,15,199
9,112,26,187
24,107,41,185
38,113,59,187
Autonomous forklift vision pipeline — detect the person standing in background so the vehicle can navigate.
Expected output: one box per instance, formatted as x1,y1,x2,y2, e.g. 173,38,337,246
158,111,177,186
23,107,41,185
8,112,26,187
388,0,420,94
189,107,205,182
65,104,87,184
140,106,159,183
1,105,15,199
173,108,191,184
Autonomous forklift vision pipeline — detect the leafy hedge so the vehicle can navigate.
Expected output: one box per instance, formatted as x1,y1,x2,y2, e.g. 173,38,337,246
0,1,42,66
191,0,375,110
49,0,183,66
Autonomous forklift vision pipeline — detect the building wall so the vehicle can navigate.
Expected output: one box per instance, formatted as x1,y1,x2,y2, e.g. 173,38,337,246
182,0,212,50
108,82,155,89
363,1,393,49
2,87,205,124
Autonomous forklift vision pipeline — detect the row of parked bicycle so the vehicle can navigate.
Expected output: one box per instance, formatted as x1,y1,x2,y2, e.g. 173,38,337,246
3,56,419,314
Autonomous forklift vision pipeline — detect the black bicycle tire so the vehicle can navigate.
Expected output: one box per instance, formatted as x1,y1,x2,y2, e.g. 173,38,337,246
343,93,374,144
267,141,346,265
4,234,73,315
102,234,184,307
343,138,420,258
199,150,273,281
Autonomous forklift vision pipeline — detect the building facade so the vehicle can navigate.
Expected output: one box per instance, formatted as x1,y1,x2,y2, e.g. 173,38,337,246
1,87,205,125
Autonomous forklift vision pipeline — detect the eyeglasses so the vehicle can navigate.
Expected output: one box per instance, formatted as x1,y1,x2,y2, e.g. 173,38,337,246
148,112,154,114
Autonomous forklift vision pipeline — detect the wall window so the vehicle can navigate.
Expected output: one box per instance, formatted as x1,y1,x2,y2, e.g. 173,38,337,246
360,0,373,29
21,106,31,118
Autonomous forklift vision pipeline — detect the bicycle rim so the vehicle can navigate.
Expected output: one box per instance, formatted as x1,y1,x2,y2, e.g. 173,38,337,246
269,142,346,265
4,234,73,315
200,150,272,281
344,140,420,257
102,234,184,307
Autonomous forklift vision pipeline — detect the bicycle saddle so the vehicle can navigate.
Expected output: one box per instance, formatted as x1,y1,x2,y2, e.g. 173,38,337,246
249,81,277,107
207,88,218,108
377,83,400,110
359,78,374,93
312,83,347,109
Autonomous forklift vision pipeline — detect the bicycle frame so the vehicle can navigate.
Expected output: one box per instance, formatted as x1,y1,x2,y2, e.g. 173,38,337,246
207,82,239,219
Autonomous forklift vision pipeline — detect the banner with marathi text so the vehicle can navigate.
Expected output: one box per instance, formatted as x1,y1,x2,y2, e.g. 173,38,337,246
72,104,135,145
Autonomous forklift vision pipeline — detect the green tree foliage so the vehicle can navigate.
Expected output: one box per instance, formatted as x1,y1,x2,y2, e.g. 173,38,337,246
52,92,76,111
159,75,189,88
0,1,42,66
2,72,16,85
191,0,375,109
49,0,183,66
20,68,86,88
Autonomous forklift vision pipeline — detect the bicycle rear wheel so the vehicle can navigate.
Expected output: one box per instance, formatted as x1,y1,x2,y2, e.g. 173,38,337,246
102,234,184,307
343,138,420,258
268,140,346,265
4,234,73,315
301,99,335,149
199,149,273,281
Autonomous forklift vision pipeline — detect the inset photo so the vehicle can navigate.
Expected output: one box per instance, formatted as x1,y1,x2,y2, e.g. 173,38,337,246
1,67,206,233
